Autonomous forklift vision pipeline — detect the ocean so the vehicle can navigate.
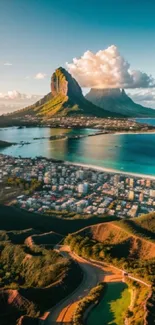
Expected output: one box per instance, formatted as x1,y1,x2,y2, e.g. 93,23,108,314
1,124,155,176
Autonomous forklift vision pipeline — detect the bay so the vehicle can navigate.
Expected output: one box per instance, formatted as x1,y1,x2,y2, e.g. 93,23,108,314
1,127,155,176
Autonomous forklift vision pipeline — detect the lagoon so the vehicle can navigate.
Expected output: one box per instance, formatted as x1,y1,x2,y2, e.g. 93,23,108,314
1,127,155,176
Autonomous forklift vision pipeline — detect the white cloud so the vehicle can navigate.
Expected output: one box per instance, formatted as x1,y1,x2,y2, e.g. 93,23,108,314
4,62,12,66
67,45,155,89
0,91,42,114
127,88,155,109
34,72,47,80
0,90,41,100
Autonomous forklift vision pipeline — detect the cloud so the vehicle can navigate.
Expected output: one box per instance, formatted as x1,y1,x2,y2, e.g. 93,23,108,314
4,62,12,66
127,88,155,108
0,90,41,100
34,72,47,79
66,45,155,89
0,91,42,114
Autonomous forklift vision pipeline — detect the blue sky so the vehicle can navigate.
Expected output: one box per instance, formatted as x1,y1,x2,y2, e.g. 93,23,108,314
0,0,155,111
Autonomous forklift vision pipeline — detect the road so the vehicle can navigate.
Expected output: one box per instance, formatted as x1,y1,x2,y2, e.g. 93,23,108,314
44,245,123,324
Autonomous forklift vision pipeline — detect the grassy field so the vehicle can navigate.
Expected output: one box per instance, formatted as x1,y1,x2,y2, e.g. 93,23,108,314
110,286,130,324
87,282,130,325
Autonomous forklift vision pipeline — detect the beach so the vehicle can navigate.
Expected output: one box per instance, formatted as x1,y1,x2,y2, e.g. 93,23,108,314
65,161,155,180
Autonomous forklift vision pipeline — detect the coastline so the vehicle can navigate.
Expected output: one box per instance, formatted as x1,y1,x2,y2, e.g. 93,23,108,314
65,161,155,180
112,131,155,135
1,126,155,180
1,151,155,180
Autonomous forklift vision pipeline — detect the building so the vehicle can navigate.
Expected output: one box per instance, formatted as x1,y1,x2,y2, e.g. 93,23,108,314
78,182,89,194
128,190,134,200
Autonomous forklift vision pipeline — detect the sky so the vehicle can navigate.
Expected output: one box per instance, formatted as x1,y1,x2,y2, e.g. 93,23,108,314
0,0,155,112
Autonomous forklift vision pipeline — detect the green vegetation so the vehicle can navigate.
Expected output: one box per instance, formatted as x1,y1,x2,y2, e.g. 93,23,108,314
73,282,105,325
65,231,154,285
36,94,68,117
19,257,83,313
110,285,130,325
86,88,155,117
114,215,155,242
0,227,83,325
65,226,155,324
135,212,155,234
0,204,155,324
0,240,68,323
7,177,42,194
0,242,68,289
2,67,123,124
125,278,150,325
146,286,155,325
87,282,129,325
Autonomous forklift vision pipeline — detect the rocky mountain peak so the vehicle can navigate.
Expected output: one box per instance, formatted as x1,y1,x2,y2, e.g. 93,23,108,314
51,67,83,99
86,87,155,117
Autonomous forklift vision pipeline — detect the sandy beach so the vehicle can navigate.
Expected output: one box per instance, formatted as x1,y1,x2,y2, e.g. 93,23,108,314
65,161,155,180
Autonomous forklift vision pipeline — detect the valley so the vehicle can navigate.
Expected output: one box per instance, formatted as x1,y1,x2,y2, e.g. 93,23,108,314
0,203,154,325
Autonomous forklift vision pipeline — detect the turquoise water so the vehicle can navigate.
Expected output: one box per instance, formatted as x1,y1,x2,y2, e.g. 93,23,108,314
1,127,155,176
136,118,155,126
0,127,98,143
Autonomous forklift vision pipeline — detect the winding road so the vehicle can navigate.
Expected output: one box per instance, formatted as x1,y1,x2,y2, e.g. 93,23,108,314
44,245,123,324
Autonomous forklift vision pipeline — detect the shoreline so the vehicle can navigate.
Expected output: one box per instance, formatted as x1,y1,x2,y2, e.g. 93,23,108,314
1,152,155,180
112,131,155,135
1,125,155,136
65,161,155,180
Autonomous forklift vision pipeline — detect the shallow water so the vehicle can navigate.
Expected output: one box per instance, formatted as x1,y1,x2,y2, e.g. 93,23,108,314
1,127,155,176
136,118,155,126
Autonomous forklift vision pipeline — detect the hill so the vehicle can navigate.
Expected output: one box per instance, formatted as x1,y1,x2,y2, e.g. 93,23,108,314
25,231,63,248
3,68,123,124
113,213,155,241
0,209,83,325
134,212,155,233
86,88,155,117
75,222,155,260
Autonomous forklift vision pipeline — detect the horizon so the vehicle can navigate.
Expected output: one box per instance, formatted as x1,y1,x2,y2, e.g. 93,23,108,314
0,0,155,112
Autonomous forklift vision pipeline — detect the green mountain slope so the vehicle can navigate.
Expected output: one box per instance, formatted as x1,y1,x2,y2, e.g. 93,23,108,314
86,88,155,117
7,68,124,120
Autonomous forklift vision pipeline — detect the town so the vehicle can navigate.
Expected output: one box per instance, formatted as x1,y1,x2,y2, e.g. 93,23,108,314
0,153,155,218
1,115,155,133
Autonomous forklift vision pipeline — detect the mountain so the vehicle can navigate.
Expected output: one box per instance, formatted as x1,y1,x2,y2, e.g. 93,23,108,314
7,68,123,121
85,88,155,117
